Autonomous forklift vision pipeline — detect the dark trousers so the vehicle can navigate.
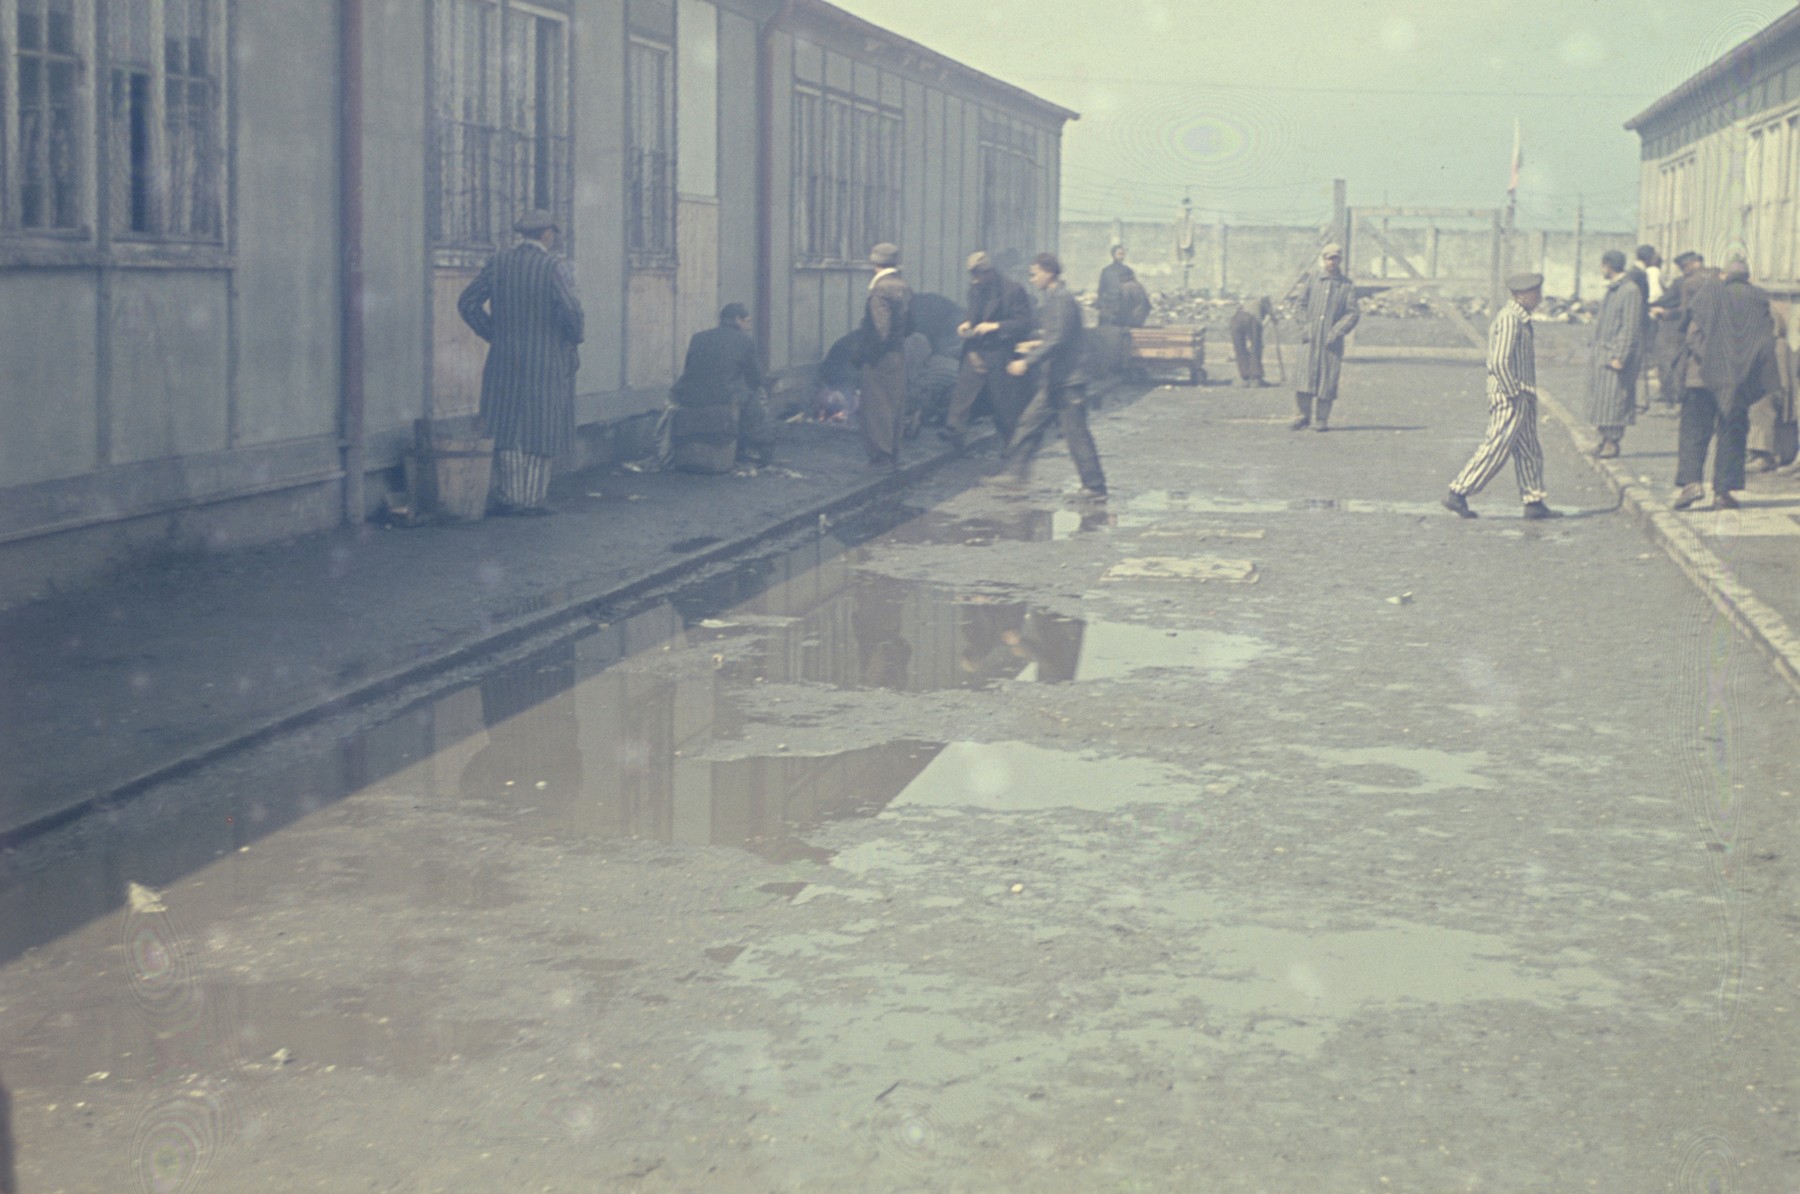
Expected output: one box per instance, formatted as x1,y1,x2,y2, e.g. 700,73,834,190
1231,320,1265,381
946,352,1025,440
1677,385,1751,493
1005,380,1106,492
860,350,906,463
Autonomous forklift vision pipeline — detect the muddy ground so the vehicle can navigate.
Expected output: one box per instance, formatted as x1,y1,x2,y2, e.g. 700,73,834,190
3,328,1799,1192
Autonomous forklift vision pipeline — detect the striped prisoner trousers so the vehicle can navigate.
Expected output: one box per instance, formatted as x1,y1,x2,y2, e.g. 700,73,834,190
1449,384,1547,504
494,449,553,510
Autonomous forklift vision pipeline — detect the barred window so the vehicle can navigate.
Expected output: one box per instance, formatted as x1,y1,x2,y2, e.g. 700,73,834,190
792,85,899,264
9,0,84,232
107,0,223,241
979,114,1039,269
627,36,673,261
431,0,570,255
1745,114,1799,282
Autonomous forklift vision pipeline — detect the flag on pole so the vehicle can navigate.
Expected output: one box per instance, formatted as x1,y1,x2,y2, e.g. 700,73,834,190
1508,118,1522,195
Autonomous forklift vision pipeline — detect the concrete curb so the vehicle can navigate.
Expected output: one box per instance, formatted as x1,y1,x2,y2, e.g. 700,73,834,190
1536,385,1800,696
0,384,1130,849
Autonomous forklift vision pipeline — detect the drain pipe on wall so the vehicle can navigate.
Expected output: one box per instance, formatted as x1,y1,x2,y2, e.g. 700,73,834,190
339,0,367,525
756,0,795,370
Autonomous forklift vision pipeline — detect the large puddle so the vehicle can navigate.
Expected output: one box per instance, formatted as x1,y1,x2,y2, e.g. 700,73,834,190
1,501,1257,963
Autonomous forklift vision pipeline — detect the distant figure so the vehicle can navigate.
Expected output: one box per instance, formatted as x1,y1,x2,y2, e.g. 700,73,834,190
858,243,913,470
1097,244,1134,326
661,303,775,473
1444,272,1557,520
1230,296,1274,386
1632,244,1662,410
457,209,585,515
1649,250,1713,412
943,250,1034,449
1004,253,1108,500
1290,243,1360,431
1584,250,1644,459
1673,259,1779,511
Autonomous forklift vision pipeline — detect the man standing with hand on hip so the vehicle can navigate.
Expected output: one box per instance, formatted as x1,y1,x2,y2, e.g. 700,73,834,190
1444,272,1558,520
457,209,585,515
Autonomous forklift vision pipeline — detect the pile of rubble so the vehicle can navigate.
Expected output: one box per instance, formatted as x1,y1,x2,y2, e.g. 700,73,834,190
1077,286,1598,327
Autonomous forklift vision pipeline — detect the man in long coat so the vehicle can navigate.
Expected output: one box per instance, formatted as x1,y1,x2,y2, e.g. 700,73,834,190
1674,259,1780,510
858,243,913,470
1290,244,1360,431
1097,245,1134,327
942,250,1034,450
457,210,584,515
1584,250,1645,458
1649,251,1712,415
1443,273,1556,520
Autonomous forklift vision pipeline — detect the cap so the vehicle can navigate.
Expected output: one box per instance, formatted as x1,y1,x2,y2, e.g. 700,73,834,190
514,209,558,235
1320,242,1343,258
966,250,993,272
1505,272,1544,292
869,243,901,267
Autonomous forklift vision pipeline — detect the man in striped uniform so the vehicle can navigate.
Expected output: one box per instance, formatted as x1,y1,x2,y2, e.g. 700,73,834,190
458,210,585,515
1444,272,1558,520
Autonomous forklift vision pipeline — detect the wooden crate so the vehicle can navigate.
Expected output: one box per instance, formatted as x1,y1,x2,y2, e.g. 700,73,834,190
1125,326,1208,385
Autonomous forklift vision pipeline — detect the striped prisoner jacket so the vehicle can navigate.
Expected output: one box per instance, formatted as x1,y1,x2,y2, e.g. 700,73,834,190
458,241,585,457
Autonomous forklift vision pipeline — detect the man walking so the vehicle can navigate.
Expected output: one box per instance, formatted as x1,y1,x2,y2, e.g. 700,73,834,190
1672,258,1779,511
859,243,912,470
1003,253,1107,500
1585,250,1645,459
943,251,1034,450
1230,296,1273,386
1097,244,1134,327
1291,244,1360,431
660,303,775,472
457,209,584,515
1443,273,1557,520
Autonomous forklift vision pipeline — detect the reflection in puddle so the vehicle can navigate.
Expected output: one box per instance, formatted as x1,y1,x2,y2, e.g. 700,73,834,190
1070,621,1268,680
892,742,1192,812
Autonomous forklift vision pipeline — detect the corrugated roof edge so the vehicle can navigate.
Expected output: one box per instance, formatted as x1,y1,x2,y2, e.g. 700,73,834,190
1625,6,1800,132
779,0,1081,124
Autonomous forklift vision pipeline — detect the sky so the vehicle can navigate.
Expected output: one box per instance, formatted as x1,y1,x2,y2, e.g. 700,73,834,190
829,0,1797,234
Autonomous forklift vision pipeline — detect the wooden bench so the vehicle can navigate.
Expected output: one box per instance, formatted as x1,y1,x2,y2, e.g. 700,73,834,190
1125,325,1208,385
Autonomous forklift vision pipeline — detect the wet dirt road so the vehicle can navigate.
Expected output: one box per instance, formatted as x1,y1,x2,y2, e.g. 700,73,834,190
3,366,1800,1192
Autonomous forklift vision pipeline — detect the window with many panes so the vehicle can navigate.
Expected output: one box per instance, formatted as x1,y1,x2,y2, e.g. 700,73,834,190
626,35,673,261
3,0,225,245
978,113,1039,270
1745,112,1799,283
792,85,899,265
430,0,570,256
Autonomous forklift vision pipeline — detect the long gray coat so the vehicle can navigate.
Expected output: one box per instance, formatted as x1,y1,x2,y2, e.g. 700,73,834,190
1585,273,1645,427
458,242,585,457
1295,270,1360,398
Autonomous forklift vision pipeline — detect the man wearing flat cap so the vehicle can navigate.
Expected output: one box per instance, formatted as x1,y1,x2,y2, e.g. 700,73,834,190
1444,272,1557,519
942,250,1034,450
857,243,913,469
1584,249,1645,458
457,209,585,514
1290,243,1360,431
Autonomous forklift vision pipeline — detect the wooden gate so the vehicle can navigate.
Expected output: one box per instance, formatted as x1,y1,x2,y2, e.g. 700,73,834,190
1345,206,1505,351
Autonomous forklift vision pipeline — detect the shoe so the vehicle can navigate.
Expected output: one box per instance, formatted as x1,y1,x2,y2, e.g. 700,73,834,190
1442,491,1478,519
1597,440,1620,459
1077,487,1108,503
1313,421,1329,433
1746,453,1776,474
1713,491,1740,510
1289,416,1311,431
1521,501,1560,520
1670,483,1706,510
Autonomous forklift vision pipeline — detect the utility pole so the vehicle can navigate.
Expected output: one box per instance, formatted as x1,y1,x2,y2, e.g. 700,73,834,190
1572,194,1584,300
1332,178,1347,252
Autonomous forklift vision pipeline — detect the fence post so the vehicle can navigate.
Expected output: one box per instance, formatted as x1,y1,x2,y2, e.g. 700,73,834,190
1572,195,1584,300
